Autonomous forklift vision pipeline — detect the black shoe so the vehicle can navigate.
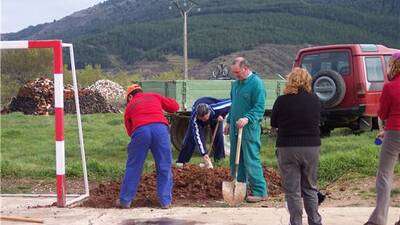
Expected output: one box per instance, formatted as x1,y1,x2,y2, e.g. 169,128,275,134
161,204,172,209
116,199,130,209
317,191,326,205
246,195,267,203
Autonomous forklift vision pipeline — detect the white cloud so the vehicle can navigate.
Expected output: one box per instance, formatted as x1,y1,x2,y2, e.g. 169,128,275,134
1,0,106,33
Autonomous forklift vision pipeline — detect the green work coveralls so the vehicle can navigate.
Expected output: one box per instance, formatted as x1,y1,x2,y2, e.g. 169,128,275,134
227,72,267,197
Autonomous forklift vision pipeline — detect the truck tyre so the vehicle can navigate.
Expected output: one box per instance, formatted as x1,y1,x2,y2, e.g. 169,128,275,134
320,125,332,137
169,113,212,152
372,117,379,130
313,70,346,108
170,113,189,151
169,113,231,154
351,116,373,134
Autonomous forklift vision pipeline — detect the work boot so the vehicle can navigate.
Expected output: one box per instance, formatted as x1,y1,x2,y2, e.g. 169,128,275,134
317,191,326,205
246,195,267,203
116,199,130,209
161,204,172,209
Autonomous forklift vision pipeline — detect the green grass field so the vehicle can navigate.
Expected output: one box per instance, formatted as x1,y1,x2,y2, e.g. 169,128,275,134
1,113,399,187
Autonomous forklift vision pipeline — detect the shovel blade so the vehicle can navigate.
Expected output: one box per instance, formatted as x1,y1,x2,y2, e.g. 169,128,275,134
222,181,246,206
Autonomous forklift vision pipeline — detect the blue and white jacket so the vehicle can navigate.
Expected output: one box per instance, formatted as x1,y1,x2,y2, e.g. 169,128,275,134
190,97,231,155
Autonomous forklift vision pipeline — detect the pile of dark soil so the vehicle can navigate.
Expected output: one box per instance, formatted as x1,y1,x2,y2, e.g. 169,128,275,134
82,164,282,208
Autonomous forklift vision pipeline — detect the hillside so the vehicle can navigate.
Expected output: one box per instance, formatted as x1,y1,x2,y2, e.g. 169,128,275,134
189,44,307,79
3,0,400,73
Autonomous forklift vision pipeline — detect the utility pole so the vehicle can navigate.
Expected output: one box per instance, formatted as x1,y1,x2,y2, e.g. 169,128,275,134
170,0,200,80
183,10,188,80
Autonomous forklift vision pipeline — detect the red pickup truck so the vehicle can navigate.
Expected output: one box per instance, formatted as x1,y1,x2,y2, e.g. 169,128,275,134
294,44,399,135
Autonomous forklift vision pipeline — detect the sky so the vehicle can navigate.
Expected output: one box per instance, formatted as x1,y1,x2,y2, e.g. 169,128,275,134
1,0,106,33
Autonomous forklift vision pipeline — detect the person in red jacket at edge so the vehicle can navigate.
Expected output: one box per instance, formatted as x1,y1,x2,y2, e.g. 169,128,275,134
365,52,400,225
118,84,179,209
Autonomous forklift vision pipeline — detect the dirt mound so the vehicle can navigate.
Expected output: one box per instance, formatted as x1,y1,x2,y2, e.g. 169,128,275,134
189,44,307,79
82,165,282,208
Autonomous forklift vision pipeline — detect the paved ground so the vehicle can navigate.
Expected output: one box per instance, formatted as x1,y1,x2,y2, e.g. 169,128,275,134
1,197,399,225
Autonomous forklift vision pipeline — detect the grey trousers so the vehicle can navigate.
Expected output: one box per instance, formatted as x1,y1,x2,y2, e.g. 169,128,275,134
368,130,400,225
277,146,322,225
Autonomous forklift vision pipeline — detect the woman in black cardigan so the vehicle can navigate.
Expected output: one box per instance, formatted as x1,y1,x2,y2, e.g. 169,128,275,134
271,67,322,225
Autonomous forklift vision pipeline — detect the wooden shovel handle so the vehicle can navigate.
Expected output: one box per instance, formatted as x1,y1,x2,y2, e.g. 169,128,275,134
208,121,220,156
0,216,43,223
234,127,243,180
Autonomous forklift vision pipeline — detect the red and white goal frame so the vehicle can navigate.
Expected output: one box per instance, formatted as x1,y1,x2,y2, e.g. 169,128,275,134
0,40,89,207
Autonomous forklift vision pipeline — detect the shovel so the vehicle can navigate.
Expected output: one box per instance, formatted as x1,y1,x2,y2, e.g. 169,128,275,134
222,127,246,206
199,121,220,168
207,120,220,157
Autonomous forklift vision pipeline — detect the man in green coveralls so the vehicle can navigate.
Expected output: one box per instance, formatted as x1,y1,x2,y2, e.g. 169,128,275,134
224,57,267,202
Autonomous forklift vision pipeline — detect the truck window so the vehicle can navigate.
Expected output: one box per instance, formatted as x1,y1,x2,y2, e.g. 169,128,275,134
384,55,391,66
365,57,384,82
300,51,350,76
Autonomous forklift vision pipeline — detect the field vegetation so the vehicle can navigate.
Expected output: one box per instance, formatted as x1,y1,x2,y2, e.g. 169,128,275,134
1,113,398,187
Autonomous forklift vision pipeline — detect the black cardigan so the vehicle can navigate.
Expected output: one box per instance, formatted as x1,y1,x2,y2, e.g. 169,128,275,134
271,90,321,147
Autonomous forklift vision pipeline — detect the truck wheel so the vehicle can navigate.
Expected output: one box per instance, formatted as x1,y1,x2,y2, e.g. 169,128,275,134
170,114,231,155
372,117,379,130
313,70,346,108
320,126,332,137
351,116,373,134
170,114,190,151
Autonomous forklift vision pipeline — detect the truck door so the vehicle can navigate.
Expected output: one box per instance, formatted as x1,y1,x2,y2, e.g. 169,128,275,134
362,56,385,116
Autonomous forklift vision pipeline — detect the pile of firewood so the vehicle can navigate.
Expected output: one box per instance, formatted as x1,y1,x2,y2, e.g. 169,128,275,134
2,77,124,115
64,88,121,114
88,80,126,111
4,77,54,115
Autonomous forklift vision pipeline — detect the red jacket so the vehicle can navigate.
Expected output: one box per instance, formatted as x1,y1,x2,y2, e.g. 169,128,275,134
378,74,400,131
124,92,179,136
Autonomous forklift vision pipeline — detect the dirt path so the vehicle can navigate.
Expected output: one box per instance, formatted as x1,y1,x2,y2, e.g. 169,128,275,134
1,173,400,224
322,175,400,207
2,173,399,208
1,197,399,225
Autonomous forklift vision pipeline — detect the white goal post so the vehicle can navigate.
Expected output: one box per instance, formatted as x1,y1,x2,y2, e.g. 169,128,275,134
0,40,89,207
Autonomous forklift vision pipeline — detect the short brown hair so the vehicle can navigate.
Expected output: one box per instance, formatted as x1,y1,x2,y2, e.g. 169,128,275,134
284,67,313,95
196,103,210,118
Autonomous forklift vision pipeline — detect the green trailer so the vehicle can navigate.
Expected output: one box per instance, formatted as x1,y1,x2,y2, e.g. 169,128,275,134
138,79,285,149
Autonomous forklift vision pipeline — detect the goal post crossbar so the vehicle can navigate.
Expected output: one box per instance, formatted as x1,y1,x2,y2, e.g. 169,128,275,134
0,40,89,207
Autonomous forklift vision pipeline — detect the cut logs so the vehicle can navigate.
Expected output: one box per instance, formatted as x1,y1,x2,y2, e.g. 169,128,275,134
1,78,125,115
88,79,126,111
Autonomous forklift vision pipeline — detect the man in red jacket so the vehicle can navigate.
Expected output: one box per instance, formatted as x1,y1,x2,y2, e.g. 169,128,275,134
119,84,179,209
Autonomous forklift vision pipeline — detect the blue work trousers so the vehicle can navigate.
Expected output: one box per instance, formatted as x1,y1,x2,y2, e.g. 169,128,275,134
119,123,173,207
